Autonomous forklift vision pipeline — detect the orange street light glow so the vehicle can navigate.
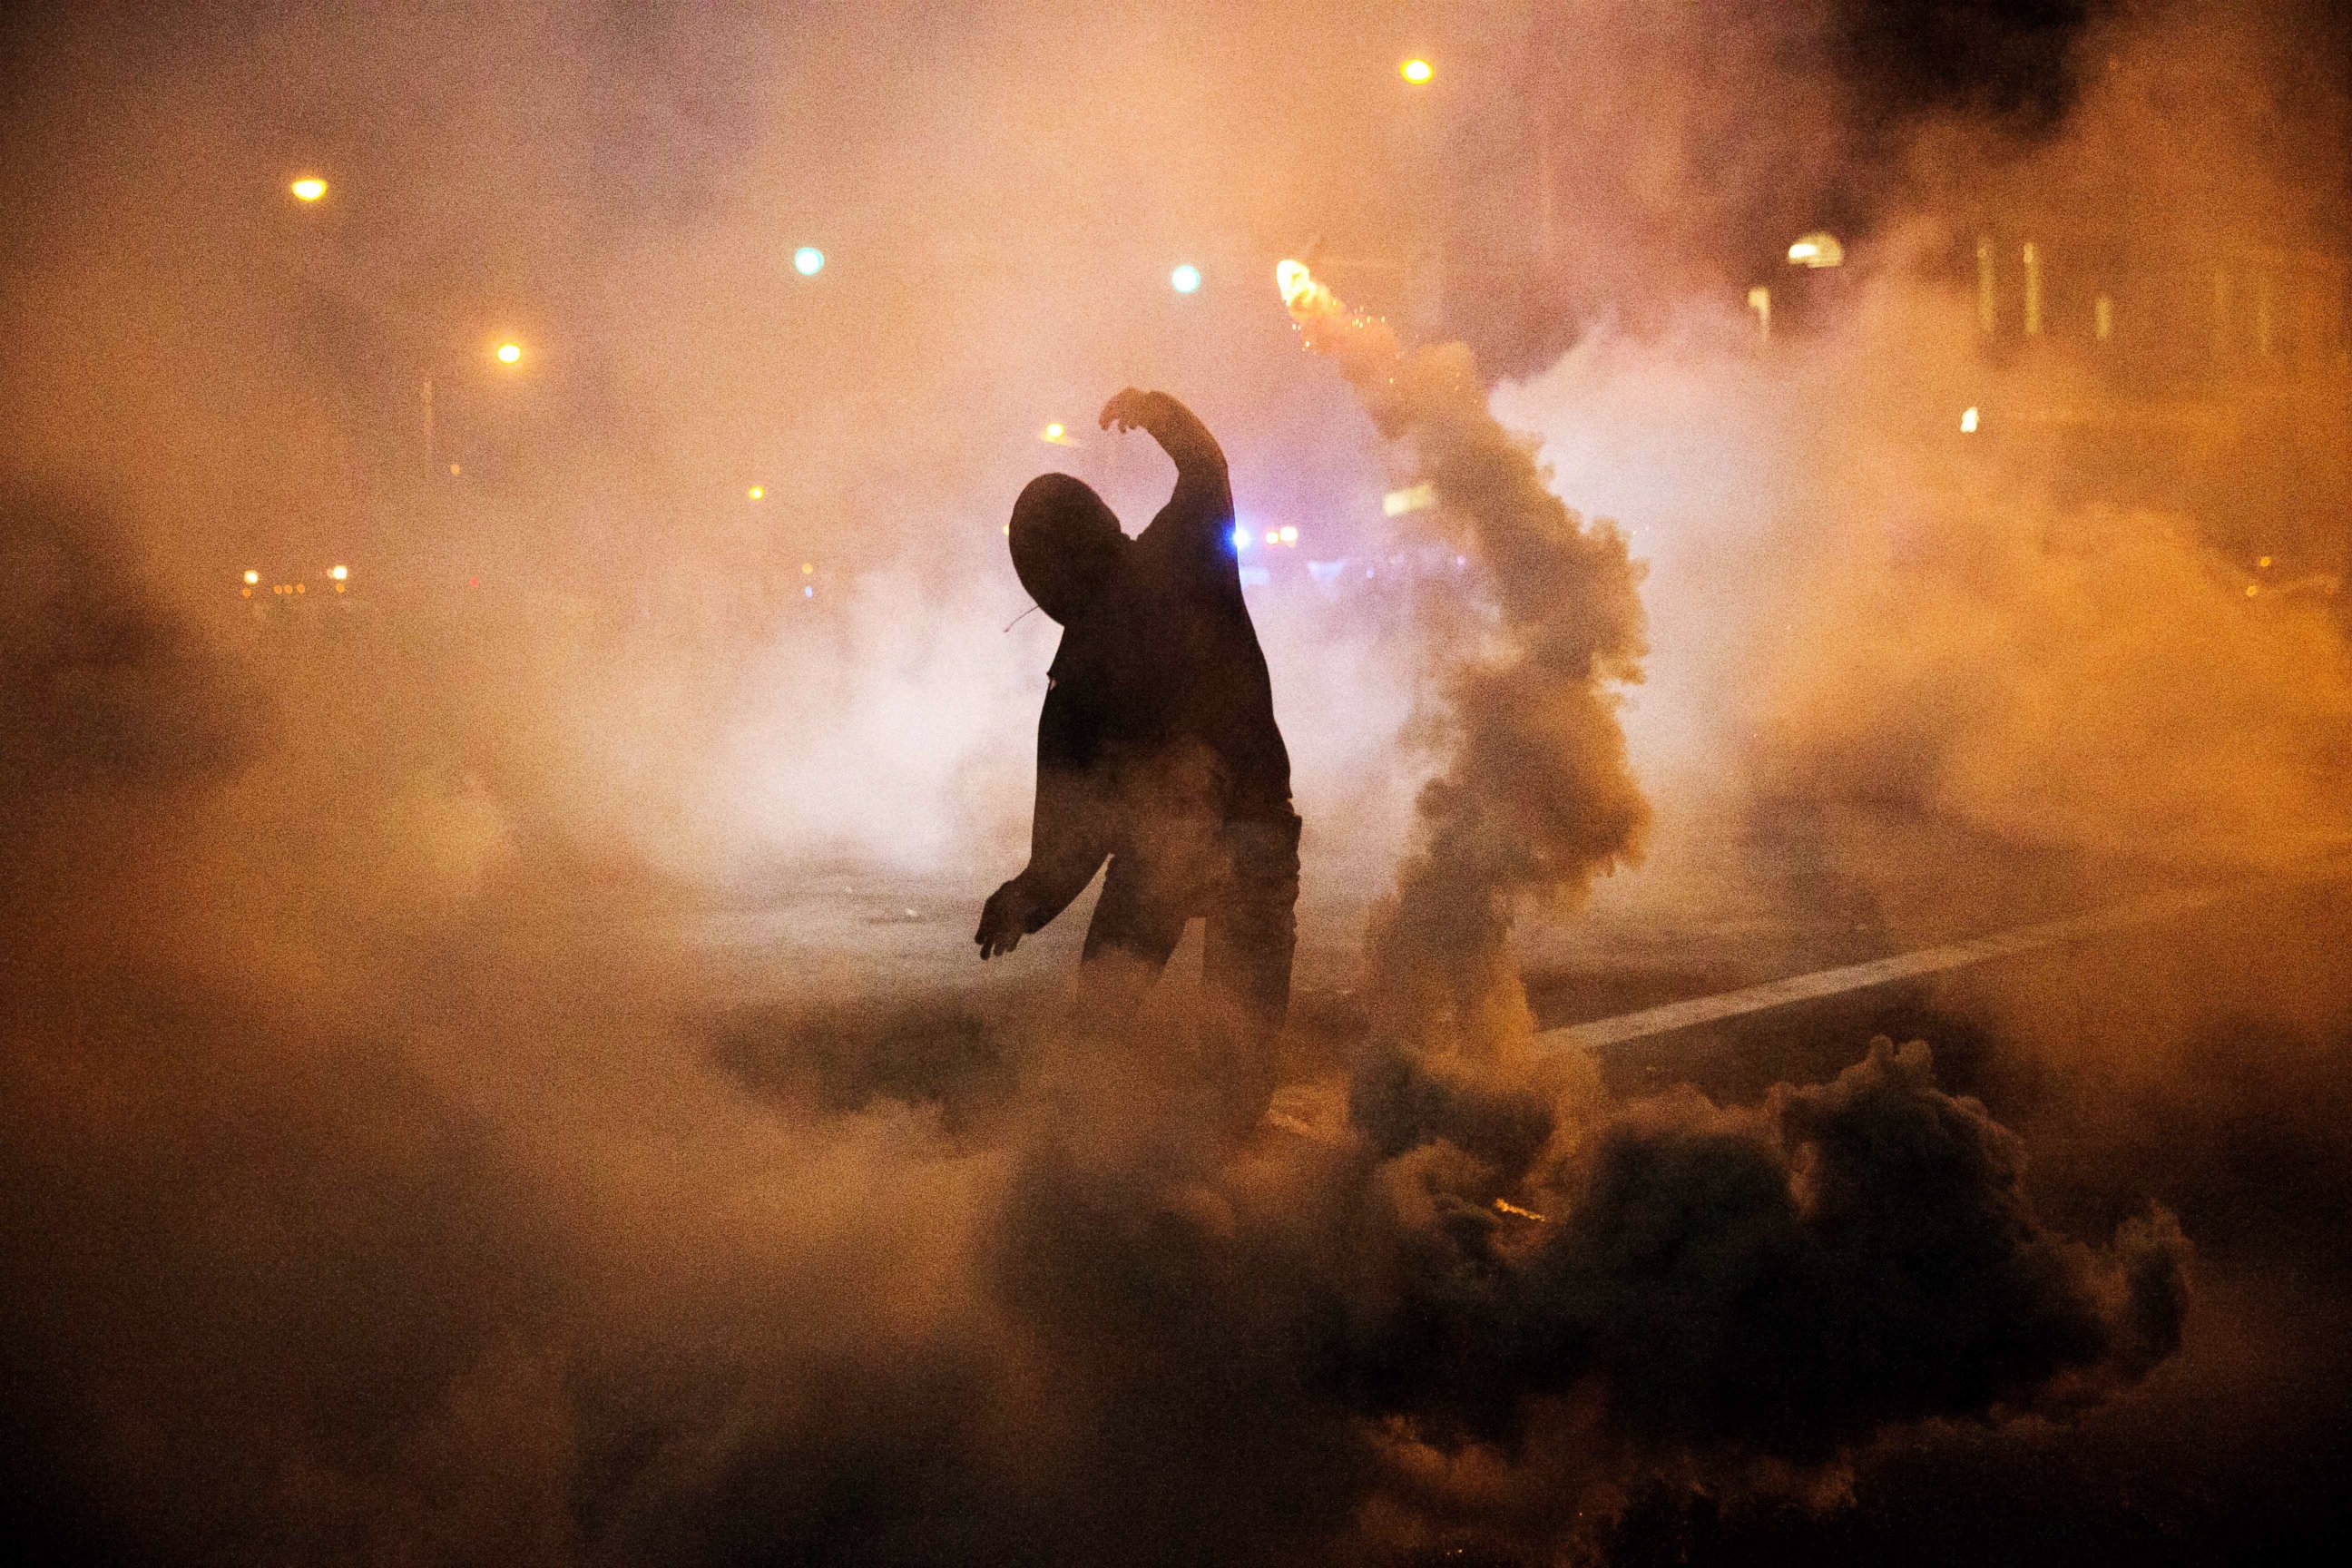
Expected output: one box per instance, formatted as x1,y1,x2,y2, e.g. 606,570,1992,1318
242,569,260,585
328,564,348,581
495,341,523,365
289,176,327,201
1399,57,1433,83
748,485,765,501
1787,231,1845,268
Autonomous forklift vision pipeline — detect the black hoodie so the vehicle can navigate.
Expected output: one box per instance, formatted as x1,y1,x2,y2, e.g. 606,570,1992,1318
1006,393,1292,929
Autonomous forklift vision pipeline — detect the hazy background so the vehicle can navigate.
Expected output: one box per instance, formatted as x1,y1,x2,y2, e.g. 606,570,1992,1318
5,1,2351,1563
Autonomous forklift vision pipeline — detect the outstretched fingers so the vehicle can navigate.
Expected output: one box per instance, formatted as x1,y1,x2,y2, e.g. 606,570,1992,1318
1099,387,1147,432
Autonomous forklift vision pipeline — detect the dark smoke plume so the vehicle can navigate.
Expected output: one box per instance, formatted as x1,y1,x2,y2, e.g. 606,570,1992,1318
0,0,2249,1553
1241,265,2190,1551
0,489,2191,1563
1276,261,1650,1073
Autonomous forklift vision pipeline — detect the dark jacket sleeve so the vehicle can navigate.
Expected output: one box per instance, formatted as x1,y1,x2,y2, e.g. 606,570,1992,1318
1131,392,1235,570
1007,678,1112,931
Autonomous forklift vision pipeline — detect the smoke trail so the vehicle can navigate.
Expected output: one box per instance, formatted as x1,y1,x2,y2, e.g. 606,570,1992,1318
0,371,2196,1568
1277,263,1649,1079
1251,267,2190,1550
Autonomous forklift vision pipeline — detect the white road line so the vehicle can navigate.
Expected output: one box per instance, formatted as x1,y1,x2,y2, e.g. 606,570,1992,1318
1536,850,2352,1054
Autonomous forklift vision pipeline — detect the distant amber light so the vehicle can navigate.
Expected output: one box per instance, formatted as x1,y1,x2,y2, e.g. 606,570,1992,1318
289,177,327,202
1787,231,1845,269
1399,57,1433,84
1382,484,1435,517
748,485,765,501
1960,406,1980,434
243,569,260,585
495,341,523,365
801,562,815,575
328,564,348,582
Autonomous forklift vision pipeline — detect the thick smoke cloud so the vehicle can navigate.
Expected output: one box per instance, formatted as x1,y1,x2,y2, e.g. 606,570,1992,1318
9,0,2341,1562
0,486,2190,1565
1495,3,2352,900
1276,265,1651,1063
1245,261,2186,1544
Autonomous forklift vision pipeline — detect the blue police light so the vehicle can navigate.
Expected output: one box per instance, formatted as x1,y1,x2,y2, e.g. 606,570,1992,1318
1230,524,1251,553
793,246,826,277
1170,263,1202,295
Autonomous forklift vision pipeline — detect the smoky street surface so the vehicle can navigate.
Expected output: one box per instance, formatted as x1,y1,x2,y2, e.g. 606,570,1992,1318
10,0,2352,1564
673,827,2352,1566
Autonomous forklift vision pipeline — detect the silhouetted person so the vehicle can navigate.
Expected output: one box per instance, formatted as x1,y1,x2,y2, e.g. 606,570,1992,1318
976,387,1298,1128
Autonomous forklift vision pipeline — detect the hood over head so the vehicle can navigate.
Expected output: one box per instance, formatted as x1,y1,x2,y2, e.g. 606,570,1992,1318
1009,473,1126,624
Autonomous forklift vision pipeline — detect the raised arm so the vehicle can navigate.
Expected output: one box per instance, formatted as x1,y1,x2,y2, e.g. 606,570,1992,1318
1099,388,1232,548
1100,387,1225,479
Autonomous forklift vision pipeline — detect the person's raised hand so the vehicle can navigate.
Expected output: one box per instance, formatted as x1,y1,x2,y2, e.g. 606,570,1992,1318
1099,387,1152,434
975,880,1030,960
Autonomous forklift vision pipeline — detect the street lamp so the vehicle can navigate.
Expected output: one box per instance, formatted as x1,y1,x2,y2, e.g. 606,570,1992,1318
420,338,529,475
1399,57,1433,84
793,246,826,277
1787,231,1844,269
1170,262,1202,294
289,175,328,202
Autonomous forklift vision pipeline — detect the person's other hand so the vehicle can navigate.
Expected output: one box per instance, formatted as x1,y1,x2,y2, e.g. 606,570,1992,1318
975,880,1029,959
1099,387,1152,434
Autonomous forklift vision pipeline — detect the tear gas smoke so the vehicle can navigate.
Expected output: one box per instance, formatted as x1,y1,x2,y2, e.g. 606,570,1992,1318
7,0,2342,1562
1242,263,2187,1546
0,356,2195,1568
1278,257,1648,1075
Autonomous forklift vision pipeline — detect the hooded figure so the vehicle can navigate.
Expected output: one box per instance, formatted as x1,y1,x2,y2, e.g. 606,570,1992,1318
978,388,1298,1129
